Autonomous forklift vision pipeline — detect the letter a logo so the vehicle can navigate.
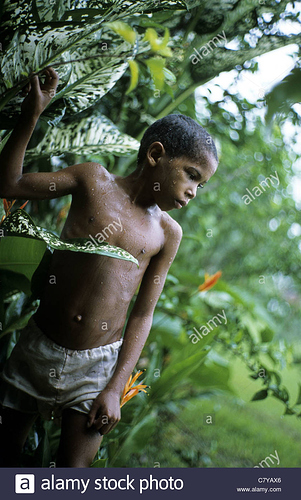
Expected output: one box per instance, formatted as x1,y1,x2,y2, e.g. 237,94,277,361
15,474,35,493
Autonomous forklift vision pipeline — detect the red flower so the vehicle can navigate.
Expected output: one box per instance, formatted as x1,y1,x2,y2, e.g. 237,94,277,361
198,271,222,292
1,199,28,225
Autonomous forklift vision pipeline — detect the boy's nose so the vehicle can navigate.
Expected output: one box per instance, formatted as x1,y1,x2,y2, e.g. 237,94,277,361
186,187,197,199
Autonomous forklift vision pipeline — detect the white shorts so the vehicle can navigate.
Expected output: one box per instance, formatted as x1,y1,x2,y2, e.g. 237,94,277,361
0,317,123,420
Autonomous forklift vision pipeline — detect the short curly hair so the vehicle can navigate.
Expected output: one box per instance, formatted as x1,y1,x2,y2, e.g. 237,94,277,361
137,114,218,166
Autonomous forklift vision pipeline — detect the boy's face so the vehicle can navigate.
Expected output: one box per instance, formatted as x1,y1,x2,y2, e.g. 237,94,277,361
148,145,218,212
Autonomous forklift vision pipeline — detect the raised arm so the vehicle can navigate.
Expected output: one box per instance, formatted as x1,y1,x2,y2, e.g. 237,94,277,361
0,67,88,200
87,217,183,434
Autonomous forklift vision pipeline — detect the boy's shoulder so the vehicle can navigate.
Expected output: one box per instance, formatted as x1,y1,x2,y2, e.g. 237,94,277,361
78,162,109,180
160,211,183,246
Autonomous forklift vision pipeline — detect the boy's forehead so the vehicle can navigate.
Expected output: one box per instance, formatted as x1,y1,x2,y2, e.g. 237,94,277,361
180,155,218,179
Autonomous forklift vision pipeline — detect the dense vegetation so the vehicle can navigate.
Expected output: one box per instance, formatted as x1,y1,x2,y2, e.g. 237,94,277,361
0,0,300,467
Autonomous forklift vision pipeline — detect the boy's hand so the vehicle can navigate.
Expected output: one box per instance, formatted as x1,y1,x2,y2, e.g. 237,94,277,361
87,388,121,435
20,67,59,119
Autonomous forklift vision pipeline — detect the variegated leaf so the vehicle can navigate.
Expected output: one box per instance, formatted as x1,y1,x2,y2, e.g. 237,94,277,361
1,210,139,267
0,0,186,119
25,112,140,160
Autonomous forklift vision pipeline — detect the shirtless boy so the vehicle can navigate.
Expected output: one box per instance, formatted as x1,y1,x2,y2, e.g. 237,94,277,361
0,67,218,467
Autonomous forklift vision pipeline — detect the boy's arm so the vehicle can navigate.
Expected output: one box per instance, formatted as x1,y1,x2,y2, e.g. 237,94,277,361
87,218,183,434
0,67,93,200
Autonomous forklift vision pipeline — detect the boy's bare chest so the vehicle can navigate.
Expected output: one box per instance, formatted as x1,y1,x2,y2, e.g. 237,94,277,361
63,177,165,260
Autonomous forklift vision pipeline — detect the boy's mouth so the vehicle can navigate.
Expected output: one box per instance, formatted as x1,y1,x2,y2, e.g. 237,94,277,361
174,199,187,208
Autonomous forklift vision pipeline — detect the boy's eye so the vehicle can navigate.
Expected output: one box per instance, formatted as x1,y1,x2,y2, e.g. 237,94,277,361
188,171,204,188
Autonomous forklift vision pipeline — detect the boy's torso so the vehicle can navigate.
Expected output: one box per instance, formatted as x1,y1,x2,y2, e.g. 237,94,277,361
34,164,170,350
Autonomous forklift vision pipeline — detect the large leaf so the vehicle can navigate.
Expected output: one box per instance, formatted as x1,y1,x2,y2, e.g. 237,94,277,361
265,68,301,124
0,237,46,282
0,0,186,120
0,26,132,122
149,345,210,401
111,412,157,465
1,210,139,266
0,269,32,296
25,112,140,160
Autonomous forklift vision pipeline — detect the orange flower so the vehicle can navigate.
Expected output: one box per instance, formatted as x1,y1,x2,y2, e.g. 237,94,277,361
57,201,71,224
120,369,149,408
1,199,29,225
198,271,222,292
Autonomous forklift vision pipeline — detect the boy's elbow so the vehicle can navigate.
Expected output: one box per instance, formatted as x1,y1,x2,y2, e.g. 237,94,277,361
0,177,23,199
0,186,20,199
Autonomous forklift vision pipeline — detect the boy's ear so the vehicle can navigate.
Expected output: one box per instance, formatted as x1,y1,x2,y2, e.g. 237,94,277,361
147,142,166,167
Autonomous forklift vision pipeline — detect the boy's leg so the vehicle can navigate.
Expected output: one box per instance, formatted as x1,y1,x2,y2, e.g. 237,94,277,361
0,405,38,467
56,408,102,467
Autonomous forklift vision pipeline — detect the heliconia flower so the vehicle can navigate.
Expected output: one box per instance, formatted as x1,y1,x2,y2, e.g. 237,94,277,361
120,369,149,408
57,201,71,224
1,199,29,225
198,271,222,292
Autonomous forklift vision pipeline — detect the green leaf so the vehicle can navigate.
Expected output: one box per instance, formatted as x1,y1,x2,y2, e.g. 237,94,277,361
126,60,139,95
149,345,210,401
284,406,295,416
0,236,47,281
1,210,139,266
295,383,301,406
251,389,268,401
188,355,232,392
260,327,274,343
146,57,165,90
106,21,136,45
0,269,32,296
143,28,172,57
0,0,186,118
90,458,108,468
266,68,301,124
112,412,157,465
25,112,140,160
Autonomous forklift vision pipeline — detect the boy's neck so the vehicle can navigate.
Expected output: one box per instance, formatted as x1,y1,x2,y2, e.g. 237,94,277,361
118,167,159,212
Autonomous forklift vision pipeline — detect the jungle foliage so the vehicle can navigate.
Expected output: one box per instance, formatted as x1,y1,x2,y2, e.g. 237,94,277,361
0,0,300,467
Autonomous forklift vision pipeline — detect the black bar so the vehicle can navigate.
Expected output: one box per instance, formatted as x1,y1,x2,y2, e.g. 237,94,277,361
1,467,296,498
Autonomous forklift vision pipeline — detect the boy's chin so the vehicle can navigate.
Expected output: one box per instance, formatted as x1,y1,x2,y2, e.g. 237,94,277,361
156,200,173,212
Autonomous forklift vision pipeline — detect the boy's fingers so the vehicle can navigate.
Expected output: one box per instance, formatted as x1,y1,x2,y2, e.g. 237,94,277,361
45,67,59,89
20,82,31,95
87,412,95,428
87,400,100,428
95,416,119,434
30,75,41,92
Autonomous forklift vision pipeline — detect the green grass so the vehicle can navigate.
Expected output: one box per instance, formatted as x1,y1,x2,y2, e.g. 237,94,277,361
132,356,301,468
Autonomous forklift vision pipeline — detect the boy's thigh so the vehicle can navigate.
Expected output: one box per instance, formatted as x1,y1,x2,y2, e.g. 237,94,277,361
0,404,38,441
0,405,38,466
56,408,102,468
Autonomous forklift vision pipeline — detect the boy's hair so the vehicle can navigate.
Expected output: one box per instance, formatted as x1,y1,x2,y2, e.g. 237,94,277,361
137,114,218,166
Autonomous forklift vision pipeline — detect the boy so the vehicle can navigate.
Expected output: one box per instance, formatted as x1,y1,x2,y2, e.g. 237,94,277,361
0,67,218,467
